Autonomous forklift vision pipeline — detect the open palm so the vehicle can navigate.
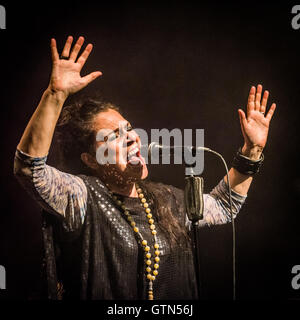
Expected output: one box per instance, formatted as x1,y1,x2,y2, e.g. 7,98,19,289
238,85,276,151
48,36,102,97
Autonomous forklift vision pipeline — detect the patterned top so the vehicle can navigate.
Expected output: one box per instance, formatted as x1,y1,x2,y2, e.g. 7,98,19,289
14,148,247,232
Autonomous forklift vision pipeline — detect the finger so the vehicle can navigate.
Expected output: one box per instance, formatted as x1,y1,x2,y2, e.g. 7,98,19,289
260,90,269,114
266,103,276,121
238,109,248,139
255,84,262,111
80,71,102,88
69,36,85,61
77,43,93,68
247,86,256,115
61,36,73,58
50,38,59,62
238,109,248,129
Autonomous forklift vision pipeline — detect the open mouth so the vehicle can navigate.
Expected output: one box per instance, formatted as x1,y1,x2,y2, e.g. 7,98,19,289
127,146,143,166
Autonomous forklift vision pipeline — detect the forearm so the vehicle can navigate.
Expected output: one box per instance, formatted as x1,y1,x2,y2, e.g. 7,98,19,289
17,88,67,157
185,178,246,229
14,149,87,229
224,145,263,196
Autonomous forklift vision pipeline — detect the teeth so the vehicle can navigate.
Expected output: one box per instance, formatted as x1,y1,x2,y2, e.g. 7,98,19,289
128,147,139,159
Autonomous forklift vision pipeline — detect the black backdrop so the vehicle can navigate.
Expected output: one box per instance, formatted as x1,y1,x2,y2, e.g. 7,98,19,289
0,1,299,300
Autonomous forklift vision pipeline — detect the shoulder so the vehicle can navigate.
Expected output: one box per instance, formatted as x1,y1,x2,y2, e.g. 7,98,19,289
142,180,186,223
77,174,108,194
142,180,184,202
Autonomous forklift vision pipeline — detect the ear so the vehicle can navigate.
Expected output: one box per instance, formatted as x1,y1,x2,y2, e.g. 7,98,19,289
81,152,99,170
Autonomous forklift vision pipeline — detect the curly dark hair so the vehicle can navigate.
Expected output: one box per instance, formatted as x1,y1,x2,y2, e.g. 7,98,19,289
55,95,119,175
55,96,191,248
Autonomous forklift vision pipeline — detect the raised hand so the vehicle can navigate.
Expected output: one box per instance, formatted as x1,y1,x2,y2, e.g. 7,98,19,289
238,84,276,159
48,36,102,97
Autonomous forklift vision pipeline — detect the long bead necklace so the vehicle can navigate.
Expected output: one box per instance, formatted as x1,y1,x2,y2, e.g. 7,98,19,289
111,183,160,300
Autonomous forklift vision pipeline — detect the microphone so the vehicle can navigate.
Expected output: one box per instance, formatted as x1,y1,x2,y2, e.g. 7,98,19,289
145,142,206,222
185,175,204,222
147,142,211,158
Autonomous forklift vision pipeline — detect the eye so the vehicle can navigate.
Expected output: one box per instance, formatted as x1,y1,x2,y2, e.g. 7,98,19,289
105,125,133,142
106,130,120,142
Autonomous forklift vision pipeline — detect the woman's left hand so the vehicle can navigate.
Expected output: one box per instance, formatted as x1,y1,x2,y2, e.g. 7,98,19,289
238,84,276,160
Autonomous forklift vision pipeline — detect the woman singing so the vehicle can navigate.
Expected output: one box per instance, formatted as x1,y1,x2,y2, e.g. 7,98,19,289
14,36,276,300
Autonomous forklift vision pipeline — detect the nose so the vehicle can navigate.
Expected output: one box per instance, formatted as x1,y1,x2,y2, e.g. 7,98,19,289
126,129,140,148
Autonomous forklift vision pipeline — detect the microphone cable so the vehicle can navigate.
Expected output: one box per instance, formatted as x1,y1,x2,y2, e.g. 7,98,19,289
203,147,236,301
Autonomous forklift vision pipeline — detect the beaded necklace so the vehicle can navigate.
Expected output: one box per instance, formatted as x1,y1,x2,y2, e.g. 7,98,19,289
111,183,160,300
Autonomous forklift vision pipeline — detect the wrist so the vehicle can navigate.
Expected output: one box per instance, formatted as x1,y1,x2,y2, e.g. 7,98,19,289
241,144,263,161
44,87,68,103
232,147,264,176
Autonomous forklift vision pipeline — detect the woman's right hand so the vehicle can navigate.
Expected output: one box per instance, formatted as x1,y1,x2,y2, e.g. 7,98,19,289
48,36,102,98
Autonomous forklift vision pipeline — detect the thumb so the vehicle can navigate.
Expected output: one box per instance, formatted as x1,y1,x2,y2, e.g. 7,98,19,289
238,109,247,137
82,71,102,86
238,109,247,128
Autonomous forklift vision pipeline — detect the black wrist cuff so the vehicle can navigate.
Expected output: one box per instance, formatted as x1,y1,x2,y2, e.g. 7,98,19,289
232,148,264,176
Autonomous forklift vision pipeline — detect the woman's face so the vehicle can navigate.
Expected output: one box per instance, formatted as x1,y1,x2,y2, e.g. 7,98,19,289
91,109,148,185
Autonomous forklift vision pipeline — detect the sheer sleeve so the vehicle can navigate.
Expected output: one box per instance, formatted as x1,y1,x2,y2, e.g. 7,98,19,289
195,178,247,228
168,179,246,230
14,149,87,231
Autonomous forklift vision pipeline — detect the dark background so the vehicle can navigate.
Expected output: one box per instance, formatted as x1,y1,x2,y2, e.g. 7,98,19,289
0,1,299,300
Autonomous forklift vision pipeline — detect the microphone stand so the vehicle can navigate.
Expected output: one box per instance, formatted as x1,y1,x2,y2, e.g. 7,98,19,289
184,167,204,299
147,143,236,299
